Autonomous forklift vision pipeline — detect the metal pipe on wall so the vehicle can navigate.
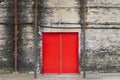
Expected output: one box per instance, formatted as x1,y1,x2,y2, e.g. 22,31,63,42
34,0,39,78
14,0,18,72
81,0,87,78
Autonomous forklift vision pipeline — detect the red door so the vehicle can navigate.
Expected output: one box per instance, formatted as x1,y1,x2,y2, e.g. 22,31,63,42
42,32,78,74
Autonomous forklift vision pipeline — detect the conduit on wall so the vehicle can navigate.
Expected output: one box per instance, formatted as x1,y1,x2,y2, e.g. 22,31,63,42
14,0,18,72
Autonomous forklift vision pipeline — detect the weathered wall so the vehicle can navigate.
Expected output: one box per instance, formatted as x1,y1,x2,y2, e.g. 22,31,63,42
39,0,120,73
38,0,81,26
18,0,37,72
0,0,119,73
38,0,81,73
0,0,14,72
86,29,120,72
86,0,120,72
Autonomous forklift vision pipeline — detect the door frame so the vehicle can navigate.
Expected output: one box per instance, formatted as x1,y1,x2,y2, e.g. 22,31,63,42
41,32,80,74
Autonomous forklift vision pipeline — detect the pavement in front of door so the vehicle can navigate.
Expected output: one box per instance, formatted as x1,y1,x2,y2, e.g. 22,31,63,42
0,73,120,80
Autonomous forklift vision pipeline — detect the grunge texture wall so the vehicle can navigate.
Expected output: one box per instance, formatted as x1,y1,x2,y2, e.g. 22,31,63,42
0,0,120,73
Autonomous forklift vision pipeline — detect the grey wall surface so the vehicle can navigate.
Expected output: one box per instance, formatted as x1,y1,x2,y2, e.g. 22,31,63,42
38,0,81,26
0,0,120,73
0,0,14,72
18,0,37,72
39,0,120,73
86,0,120,72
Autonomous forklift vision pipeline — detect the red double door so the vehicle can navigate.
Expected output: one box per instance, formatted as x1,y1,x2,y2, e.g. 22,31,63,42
42,32,78,74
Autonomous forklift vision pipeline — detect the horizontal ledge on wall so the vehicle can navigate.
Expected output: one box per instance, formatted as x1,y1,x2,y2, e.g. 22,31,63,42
18,23,34,25
86,23,120,25
73,22,120,25
87,6,120,8
86,27,120,29
17,7,35,9
0,23,119,25
0,23,34,25
40,26,120,29
0,23,14,25
39,6,120,9
40,26,81,29
39,22,120,25
0,23,35,25
0,7,14,8
0,7,119,9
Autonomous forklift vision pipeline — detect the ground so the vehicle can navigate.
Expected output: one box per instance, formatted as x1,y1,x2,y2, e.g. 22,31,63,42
0,73,120,80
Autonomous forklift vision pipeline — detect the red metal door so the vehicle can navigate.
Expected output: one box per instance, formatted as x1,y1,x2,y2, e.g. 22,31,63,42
42,32,78,74
42,33,60,74
62,33,78,74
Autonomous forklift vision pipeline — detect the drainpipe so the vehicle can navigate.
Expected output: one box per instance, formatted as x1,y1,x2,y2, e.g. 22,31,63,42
81,0,87,78
14,0,18,72
34,0,38,78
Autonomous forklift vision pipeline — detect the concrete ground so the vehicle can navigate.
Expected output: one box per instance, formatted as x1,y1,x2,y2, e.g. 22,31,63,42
0,73,120,80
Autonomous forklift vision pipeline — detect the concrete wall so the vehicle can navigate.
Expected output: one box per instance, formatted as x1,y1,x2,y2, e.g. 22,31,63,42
18,0,37,72
0,0,14,72
86,0,120,72
0,0,119,73
38,0,81,26
39,0,120,73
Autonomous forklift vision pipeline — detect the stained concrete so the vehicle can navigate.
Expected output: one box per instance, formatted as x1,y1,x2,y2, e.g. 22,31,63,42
87,8,120,23
0,73,120,80
0,0,14,71
0,0,120,73
87,0,120,7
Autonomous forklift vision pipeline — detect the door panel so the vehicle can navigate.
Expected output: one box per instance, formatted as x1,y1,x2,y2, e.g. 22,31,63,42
42,33,60,74
62,33,78,73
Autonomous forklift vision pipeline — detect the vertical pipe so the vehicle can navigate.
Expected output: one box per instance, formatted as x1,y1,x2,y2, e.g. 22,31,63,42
81,0,87,78
14,0,18,72
34,0,38,78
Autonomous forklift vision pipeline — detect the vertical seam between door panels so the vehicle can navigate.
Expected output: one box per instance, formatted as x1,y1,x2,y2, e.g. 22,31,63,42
77,33,79,73
60,33,62,74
